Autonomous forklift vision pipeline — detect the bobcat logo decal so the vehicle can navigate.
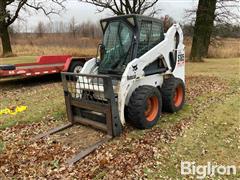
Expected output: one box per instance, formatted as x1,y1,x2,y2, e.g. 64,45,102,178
132,65,138,72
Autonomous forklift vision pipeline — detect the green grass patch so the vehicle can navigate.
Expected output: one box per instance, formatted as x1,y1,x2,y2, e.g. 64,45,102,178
0,141,4,152
0,56,36,65
148,93,240,179
186,58,240,80
123,58,240,179
0,82,65,129
94,171,107,180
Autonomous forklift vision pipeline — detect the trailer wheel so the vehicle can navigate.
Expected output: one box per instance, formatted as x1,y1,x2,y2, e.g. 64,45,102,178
127,86,162,129
161,77,185,113
69,61,84,73
0,65,16,70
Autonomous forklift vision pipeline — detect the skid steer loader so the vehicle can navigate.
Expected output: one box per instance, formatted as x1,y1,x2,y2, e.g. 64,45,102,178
35,14,185,165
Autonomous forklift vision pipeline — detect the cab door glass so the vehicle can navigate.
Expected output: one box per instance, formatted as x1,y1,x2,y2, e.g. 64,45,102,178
149,22,163,49
99,21,133,74
137,21,152,57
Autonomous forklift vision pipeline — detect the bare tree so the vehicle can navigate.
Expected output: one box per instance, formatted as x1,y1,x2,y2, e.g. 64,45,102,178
78,0,159,15
0,0,66,57
69,17,78,38
35,21,46,37
161,15,175,32
187,0,240,61
215,0,240,23
78,21,101,38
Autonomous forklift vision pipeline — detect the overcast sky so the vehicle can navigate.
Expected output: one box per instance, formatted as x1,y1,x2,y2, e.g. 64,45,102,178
15,0,198,31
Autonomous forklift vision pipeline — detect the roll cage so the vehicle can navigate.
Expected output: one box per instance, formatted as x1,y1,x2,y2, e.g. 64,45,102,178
99,14,165,75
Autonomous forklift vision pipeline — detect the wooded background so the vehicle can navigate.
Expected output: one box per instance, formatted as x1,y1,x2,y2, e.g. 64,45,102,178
0,0,239,61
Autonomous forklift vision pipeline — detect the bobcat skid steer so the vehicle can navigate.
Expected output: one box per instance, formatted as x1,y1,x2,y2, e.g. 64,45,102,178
35,14,185,165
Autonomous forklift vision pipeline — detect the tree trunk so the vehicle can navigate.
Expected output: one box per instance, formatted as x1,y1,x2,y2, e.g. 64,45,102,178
0,23,13,57
0,0,13,57
190,0,217,62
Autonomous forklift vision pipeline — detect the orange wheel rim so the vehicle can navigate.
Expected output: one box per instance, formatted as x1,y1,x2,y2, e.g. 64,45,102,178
174,85,183,107
144,96,159,122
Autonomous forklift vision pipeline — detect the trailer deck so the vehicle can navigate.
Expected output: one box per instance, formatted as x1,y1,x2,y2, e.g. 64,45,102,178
0,55,89,78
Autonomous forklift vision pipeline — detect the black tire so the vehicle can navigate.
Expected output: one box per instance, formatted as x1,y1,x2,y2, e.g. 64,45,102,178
127,86,162,129
68,61,84,73
0,65,16,70
161,77,185,113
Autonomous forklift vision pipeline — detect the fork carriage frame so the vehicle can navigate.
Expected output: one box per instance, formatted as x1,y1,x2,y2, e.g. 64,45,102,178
61,72,123,137
34,72,123,165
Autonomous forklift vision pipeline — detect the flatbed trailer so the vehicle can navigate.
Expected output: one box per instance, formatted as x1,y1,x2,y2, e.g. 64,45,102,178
0,55,90,78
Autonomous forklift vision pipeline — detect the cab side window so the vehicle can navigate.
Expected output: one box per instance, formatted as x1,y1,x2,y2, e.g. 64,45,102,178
137,21,164,57
137,21,152,57
149,22,164,49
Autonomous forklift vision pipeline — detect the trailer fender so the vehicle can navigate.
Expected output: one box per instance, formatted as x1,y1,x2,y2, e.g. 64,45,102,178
63,57,90,72
37,55,71,64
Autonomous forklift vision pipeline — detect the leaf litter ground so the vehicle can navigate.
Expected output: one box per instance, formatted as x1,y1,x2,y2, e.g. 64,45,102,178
0,74,231,179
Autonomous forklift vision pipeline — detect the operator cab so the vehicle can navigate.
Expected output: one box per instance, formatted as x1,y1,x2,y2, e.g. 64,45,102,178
98,14,165,75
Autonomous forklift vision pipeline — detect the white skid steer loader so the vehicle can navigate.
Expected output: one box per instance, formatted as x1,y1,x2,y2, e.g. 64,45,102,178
35,15,185,165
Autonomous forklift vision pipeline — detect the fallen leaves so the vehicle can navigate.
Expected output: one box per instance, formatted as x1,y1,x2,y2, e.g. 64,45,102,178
0,75,231,179
185,75,228,103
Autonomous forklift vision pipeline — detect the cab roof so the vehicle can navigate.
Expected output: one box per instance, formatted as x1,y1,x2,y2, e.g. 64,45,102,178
100,14,163,24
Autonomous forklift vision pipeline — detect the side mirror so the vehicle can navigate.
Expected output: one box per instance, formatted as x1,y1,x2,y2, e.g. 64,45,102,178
96,43,105,65
99,44,105,61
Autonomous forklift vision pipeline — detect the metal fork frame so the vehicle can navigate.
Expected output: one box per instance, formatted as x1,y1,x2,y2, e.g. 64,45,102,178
33,72,123,165
61,72,122,137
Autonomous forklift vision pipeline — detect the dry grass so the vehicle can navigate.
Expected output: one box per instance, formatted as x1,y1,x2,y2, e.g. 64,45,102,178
184,37,240,59
11,34,100,48
208,38,240,58
0,34,239,58
5,34,99,57
10,45,96,57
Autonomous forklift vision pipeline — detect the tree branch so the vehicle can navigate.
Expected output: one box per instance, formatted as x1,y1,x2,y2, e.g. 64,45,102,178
3,0,66,27
78,0,160,15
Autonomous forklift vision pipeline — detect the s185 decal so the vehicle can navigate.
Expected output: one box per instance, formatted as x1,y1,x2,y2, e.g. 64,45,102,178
177,54,185,66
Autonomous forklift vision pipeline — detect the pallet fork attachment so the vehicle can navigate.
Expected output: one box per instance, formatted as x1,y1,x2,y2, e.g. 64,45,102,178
34,72,122,165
